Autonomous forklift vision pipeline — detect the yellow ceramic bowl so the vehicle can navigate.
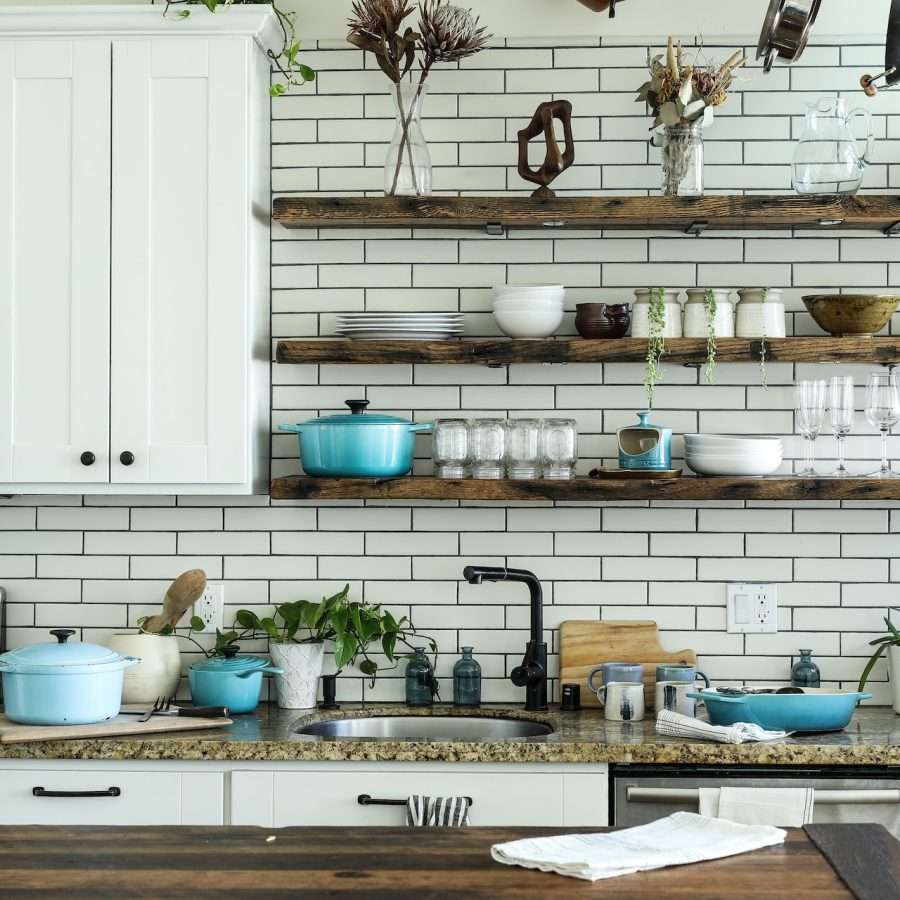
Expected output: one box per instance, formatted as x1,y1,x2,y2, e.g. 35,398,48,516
802,294,900,337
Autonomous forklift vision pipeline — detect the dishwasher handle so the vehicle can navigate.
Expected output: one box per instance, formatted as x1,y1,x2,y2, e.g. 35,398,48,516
626,786,900,805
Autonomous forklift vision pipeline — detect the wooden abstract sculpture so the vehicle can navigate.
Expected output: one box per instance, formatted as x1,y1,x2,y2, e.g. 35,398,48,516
517,100,575,199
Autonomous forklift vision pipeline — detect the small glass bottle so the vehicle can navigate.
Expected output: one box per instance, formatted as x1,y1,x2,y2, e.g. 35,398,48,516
405,648,434,707
791,649,821,688
453,647,482,707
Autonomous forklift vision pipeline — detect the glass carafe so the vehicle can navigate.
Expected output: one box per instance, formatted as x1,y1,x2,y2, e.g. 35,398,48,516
792,97,874,195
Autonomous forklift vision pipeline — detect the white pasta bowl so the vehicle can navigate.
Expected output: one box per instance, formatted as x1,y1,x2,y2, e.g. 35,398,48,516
493,306,565,338
686,449,783,477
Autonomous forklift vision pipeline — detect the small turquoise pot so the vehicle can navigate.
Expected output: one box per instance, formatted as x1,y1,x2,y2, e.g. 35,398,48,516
188,653,282,715
617,411,672,471
280,399,432,478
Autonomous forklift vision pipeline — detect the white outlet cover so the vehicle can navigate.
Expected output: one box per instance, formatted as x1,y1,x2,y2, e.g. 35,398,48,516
727,582,777,634
193,582,225,634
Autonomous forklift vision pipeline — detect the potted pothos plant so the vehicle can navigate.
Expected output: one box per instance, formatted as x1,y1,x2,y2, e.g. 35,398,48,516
858,616,900,714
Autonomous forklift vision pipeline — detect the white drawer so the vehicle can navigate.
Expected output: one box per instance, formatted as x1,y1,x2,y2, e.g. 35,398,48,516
0,769,223,825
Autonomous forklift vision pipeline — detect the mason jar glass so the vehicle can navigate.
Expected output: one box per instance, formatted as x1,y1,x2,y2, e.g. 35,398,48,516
432,418,470,479
505,418,542,479
469,418,506,479
541,418,578,479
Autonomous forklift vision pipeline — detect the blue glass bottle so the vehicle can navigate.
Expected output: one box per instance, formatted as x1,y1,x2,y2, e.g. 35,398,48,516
791,649,821,688
405,648,434,707
453,646,482,707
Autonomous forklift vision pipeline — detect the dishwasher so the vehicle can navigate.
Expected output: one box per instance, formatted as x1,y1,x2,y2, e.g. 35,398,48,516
612,764,900,837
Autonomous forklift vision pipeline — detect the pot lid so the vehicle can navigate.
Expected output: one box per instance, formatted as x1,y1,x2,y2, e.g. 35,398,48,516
305,399,414,427
190,648,271,673
0,629,128,673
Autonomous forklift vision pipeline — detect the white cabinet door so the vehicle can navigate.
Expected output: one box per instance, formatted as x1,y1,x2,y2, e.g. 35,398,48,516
110,38,251,486
0,40,111,485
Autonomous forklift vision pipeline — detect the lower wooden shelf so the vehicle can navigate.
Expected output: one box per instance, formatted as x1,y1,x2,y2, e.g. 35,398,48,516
270,476,900,502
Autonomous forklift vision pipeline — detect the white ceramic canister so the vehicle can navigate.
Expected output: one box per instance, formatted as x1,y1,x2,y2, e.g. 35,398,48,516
631,288,683,338
683,288,735,338
269,641,325,709
736,287,786,338
104,633,181,704
598,681,646,722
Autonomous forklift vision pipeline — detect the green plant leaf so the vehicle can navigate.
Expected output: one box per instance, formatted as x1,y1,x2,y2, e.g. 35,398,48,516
359,659,378,676
260,617,279,640
235,609,260,630
382,632,397,661
859,641,890,691
177,9,190,18
190,615,205,632
299,64,316,82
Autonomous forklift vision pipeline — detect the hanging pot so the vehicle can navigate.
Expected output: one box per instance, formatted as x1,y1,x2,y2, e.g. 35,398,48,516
0,629,139,725
756,0,821,72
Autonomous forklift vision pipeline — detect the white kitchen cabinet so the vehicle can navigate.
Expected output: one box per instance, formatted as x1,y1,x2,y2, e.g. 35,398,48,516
0,8,273,494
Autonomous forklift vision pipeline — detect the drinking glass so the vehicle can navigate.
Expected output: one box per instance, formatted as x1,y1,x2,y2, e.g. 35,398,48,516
541,418,578,479
828,376,854,477
432,418,470,479
469,418,506,479
795,380,826,477
505,418,542,480
865,372,900,478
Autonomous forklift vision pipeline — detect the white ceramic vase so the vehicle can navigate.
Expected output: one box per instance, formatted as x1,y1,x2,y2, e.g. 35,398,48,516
683,288,735,338
270,642,325,709
104,633,181,704
631,288,683,338
736,288,786,338
890,646,900,714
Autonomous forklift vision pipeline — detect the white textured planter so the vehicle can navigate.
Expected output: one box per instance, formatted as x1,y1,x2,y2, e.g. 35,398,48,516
890,646,900,714
270,642,325,709
104,633,181,704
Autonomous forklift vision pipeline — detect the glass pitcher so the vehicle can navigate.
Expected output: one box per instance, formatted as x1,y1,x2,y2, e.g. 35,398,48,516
792,97,874,195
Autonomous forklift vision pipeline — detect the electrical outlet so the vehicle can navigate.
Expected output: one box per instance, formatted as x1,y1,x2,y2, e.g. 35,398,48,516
192,583,225,634
727,583,778,634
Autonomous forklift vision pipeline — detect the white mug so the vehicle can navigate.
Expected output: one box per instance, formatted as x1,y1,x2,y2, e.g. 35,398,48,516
655,681,696,717
597,681,645,722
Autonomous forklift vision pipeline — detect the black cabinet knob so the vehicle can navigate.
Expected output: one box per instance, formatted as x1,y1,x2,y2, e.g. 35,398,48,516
80,451,95,466
119,451,135,466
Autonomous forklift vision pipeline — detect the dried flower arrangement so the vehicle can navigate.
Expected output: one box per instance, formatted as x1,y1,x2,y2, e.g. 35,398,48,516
348,0,491,195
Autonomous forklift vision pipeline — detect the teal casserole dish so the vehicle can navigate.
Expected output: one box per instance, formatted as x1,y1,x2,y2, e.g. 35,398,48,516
688,688,871,733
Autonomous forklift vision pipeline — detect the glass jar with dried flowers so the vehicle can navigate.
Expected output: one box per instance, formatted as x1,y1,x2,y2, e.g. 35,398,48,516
637,38,746,197
348,0,491,197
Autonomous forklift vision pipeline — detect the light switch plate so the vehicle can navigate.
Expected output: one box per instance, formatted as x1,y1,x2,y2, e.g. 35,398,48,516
193,582,225,634
727,583,777,634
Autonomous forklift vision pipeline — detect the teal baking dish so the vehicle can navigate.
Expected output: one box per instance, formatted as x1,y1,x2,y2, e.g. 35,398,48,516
688,688,871,733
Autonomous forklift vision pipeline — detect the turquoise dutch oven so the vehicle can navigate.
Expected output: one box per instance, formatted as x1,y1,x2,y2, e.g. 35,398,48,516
280,400,433,478
189,649,282,714
689,688,871,733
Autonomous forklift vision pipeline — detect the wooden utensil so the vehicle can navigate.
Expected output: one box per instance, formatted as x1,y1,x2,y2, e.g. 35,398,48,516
559,620,697,709
141,569,208,633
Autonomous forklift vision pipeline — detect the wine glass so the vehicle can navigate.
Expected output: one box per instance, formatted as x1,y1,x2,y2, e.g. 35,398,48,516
828,375,854,477
865,372,900,478
795,380,826,477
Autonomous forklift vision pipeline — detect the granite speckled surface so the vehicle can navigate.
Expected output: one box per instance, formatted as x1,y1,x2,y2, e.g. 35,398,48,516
2,704,900,765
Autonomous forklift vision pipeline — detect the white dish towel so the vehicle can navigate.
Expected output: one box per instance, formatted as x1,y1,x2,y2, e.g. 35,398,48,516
490,811,785,882
656,709,791,744
699,787,815,827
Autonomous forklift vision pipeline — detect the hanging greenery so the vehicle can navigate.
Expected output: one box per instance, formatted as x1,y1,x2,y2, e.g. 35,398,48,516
704,288,717,385
160,0,316,97
759,287,769,389
644,287,667,405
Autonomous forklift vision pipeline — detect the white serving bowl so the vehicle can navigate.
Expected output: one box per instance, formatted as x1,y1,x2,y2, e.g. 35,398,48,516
494,284,564,296
493,306,564,338
492,298,565,312
684,433,782,447
685,436,784,454
686,449,783,476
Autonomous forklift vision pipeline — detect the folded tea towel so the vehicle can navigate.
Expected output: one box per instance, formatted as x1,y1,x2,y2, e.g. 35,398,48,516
656,709,791,744
699,787,815,827
406,795,471,827
490,811,785,882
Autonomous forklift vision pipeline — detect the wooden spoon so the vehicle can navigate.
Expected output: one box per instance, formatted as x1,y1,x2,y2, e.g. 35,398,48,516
142,569,208,633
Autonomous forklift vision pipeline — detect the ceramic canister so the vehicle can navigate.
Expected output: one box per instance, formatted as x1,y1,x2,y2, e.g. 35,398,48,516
617,411,672,471
105,633,182,705
683,289,735,338
631,289,683,338
736,288,786,339
600,682,645,722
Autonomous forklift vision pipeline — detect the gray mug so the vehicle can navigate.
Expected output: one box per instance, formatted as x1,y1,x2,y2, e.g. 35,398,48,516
588,662,643,694
655,664,709,688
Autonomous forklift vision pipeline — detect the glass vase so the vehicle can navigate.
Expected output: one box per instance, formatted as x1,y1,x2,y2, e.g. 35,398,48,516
385,83,432,197
791,649,821,688
453,647,482,707
405,647,434,707
660,123,703,197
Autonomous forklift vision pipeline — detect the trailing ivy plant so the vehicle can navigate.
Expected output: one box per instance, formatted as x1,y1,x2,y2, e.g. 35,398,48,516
759,287,769,389
159,0,316,97
644,286,667,405
704,288,717,385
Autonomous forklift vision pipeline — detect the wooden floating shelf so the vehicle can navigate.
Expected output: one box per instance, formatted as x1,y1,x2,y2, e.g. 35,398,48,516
272,194,900,232
276,337,900,367
271,476,900,502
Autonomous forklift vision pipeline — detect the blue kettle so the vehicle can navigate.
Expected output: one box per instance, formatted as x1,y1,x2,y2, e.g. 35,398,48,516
617,411,672,471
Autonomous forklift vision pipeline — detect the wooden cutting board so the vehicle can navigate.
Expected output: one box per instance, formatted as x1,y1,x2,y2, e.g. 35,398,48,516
0,711,233,744
559,620,697,709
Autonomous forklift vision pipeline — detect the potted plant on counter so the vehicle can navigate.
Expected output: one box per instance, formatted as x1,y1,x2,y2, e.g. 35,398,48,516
859,615,900,713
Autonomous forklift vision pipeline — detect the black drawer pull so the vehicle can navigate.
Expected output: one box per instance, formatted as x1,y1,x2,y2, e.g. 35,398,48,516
357,793,473,807
33,786,121,798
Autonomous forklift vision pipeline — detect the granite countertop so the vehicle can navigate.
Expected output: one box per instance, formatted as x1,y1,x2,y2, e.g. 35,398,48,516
3,704,900,765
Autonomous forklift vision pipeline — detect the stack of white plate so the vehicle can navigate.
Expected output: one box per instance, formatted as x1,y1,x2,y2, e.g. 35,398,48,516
492,284,565,338
336,313,464,341
684,434,783,476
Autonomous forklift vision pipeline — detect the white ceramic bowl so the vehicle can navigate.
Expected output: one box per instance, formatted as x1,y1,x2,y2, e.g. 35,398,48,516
493,306,564,338
492,298,565,311
494,284,564,295
684,433,782,446
685,435,783,454
686,454,783,476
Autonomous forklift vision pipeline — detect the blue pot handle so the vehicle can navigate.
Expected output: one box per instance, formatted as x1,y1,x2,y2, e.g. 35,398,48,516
686,691,743,704
278,425,304,433
236,665,283,679
410,423,433,433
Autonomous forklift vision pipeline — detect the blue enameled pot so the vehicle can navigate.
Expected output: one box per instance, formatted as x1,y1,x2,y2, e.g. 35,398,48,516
188,652,282,715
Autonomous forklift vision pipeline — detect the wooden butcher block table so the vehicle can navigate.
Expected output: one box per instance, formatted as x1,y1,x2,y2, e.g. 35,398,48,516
0,823,896,898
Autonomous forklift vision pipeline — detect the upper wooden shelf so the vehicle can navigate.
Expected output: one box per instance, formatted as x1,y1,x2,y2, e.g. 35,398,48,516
272,194,900,232
276,337,900,367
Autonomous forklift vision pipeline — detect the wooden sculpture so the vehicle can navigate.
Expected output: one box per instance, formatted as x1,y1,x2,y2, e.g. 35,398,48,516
516,100,575,199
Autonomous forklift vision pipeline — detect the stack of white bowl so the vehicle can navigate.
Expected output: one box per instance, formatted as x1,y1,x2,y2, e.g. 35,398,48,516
684,434,783,476
492,284,565,338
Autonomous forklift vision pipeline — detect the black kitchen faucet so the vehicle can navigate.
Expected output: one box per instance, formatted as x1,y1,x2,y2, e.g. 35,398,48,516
462,565,548,711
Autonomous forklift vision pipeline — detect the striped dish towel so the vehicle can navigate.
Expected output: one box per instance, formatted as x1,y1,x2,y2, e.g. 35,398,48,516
656,709,791,744
406,795,471,827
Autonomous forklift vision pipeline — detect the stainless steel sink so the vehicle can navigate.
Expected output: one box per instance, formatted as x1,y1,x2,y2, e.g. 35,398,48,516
295,715,553,741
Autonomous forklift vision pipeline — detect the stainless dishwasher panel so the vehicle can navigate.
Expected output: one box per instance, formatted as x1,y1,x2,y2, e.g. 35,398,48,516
613,767,900,837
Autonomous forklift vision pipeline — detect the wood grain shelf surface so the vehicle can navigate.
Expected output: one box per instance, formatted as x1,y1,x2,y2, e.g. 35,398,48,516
272,193,900,231
276,337,900,366
270,476,900,502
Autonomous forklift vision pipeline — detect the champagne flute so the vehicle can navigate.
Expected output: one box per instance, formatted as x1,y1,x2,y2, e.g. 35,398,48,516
795,379,826,477
865,372,900,478
828,375,854,477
